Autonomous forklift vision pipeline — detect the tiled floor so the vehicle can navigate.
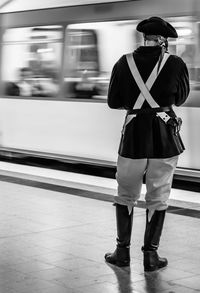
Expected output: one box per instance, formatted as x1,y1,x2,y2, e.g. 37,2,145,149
0,166,200,292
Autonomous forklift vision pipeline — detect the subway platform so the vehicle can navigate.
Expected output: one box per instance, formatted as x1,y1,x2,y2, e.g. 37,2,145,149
0,162,200,293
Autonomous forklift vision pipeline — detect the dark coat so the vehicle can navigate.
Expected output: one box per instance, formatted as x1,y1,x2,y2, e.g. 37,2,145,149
107,46,190,159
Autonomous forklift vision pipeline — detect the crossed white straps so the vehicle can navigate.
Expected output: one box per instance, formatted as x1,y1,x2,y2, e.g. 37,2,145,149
124,52,170,127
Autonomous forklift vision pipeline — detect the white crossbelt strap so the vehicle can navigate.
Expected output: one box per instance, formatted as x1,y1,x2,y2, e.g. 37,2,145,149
126,53,171,124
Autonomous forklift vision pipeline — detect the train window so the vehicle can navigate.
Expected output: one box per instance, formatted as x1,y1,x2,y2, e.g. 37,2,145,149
167,17,198,89
2,26,63,97
64,21,142,100
66,29,99,72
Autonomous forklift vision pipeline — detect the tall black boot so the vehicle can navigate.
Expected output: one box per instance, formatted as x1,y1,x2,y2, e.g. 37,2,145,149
142,209,168,272
105,204,133,267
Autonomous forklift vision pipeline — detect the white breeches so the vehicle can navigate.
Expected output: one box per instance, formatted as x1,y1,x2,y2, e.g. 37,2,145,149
115,155,178,212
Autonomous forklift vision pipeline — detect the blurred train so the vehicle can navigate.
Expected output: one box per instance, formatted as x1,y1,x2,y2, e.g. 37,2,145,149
0,0,200,180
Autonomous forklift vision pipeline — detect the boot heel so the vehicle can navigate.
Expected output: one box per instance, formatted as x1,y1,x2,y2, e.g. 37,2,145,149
143,250,168,272
105,247,130,267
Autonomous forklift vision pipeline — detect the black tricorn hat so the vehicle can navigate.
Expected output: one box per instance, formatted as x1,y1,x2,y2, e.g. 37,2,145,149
136,16,178,38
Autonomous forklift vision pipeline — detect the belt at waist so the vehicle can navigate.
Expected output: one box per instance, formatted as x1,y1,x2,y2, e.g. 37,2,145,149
127,106,172,115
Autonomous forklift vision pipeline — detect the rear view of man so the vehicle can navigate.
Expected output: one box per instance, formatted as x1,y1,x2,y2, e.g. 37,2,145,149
105,17,190,271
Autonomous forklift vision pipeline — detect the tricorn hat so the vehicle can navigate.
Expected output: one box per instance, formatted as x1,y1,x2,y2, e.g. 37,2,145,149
136,16,178,38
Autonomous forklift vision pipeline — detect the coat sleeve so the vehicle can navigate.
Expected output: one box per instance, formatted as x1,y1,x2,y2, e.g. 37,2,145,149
107,61,124,109
175,60,190,106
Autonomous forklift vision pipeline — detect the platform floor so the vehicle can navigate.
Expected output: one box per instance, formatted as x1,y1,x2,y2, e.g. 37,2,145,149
0,163,200,292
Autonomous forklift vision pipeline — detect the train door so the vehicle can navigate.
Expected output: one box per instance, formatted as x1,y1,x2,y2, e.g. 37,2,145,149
64,28,99,98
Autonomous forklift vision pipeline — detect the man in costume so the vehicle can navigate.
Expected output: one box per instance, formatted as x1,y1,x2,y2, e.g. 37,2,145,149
105,16,190,271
